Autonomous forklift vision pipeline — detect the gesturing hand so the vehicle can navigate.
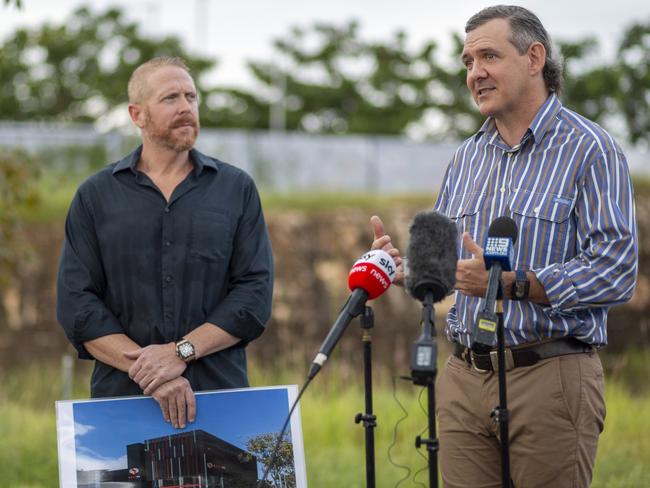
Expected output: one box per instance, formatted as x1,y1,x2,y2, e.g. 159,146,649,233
370,215,405,285
455,232,489,297
124,343,187,395
151,376,196,429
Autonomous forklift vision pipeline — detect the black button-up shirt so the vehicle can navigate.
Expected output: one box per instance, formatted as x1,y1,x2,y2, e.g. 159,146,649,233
57,146,273,398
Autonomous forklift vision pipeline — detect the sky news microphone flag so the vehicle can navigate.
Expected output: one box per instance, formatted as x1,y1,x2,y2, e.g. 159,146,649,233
309,250,395,378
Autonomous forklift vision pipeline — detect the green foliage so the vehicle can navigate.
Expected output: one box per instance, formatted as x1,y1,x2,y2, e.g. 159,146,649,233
560,37,620,123
616,21,650,144
247,432,296,487
212,21,476,138
0,6,214,124
0,148,41,291
1,7,650,143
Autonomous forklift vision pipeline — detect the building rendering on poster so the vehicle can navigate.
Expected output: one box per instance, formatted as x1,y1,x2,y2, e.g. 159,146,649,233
56,386,306,488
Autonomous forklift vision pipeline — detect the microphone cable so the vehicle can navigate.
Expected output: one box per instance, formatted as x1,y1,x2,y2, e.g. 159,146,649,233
387,375,412,488
255,375,313,488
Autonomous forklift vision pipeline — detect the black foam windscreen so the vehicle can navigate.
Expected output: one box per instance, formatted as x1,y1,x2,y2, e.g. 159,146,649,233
406,210,459,302
487,216,518,243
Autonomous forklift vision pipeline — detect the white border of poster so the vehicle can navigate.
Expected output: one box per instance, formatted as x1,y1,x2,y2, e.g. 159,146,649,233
55,385,307,487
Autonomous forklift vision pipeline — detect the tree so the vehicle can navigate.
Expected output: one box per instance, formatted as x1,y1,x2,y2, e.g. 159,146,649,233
0,6,215,125
0,150,40,294
208,21,448,135
616,21,650,145
246,433,295,488
559,37,621,127
2,9,648,144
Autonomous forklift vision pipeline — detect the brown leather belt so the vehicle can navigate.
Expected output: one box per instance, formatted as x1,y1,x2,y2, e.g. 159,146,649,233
453,337,594,373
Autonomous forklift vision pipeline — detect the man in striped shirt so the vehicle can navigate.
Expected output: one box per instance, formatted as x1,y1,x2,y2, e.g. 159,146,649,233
372,5,637,488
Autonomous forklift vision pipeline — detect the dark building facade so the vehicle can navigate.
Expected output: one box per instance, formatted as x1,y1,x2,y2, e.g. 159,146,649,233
78,429,257,488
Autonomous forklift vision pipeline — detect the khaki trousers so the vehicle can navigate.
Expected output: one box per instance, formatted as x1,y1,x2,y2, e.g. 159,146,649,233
436,351,605,488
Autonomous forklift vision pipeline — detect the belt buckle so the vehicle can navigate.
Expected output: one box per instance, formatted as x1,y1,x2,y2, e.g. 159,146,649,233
470,350,490,374
489,349,515,372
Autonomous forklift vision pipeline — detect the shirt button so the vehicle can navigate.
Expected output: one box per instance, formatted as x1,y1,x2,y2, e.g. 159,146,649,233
165,241,171,247
534,207,540,214
164,207,170,213
500,187,505,193
165,276,172,283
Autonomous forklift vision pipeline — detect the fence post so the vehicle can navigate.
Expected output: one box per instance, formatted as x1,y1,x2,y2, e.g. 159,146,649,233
61,353,74,400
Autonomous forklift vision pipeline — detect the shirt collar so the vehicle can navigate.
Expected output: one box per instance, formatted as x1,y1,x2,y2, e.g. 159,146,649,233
528,93,562,143
474,93,563,147
112,146,219,176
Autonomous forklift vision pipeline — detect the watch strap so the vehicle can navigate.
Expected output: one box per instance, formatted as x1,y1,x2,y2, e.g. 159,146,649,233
511,270,530,301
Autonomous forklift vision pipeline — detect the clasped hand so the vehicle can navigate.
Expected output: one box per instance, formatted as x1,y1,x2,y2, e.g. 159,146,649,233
125,343,194,429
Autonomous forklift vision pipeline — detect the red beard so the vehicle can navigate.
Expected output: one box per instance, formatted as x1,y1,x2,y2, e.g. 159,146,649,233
143,110,200,152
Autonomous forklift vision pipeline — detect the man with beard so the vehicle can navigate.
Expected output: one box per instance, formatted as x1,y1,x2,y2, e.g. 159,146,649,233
57,57,273,429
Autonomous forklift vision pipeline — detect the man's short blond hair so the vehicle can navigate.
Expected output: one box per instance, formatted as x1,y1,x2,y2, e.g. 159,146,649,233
127,57,191,104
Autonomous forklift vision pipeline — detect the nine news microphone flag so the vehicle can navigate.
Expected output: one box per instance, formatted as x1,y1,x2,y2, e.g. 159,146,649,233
473,216,518,348
308,249,396,379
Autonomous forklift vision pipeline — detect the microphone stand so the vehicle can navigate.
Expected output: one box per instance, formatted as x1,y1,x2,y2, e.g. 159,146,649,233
475,265,511,487
409,290,439,488
492,288,511,488
355,306,377,488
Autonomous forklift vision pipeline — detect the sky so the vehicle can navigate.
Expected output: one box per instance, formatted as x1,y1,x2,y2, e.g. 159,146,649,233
70,387,294,474
2,0,650,88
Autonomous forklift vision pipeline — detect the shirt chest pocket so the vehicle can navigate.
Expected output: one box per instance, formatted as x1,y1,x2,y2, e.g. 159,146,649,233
447,192,486,223
507,190,576,267
446,192,487,258
190,210,234,262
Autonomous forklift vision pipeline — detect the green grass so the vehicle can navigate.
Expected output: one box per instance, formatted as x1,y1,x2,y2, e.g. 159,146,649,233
19,172,435,223
1,362,648,488
260,192,433,212
592,380,650,488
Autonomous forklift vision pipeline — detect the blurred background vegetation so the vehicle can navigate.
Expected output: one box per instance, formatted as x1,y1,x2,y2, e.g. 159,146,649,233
1,1,649,487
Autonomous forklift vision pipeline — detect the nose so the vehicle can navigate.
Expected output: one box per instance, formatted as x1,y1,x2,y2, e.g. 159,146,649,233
467,60,488,88
177,95,194,114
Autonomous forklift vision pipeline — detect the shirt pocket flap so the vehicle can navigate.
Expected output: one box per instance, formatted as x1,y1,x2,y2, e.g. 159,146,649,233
447,192,485,220
509,190,574,224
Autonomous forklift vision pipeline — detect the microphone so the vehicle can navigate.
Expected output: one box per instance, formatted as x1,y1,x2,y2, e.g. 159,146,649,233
483,216,517,271
473,216,518,348
405,210,458,384
405,210,459,303
308,249,396,379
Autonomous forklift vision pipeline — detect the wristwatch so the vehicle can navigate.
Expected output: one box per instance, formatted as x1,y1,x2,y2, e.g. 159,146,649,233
510,270,530,301
175,339,196,362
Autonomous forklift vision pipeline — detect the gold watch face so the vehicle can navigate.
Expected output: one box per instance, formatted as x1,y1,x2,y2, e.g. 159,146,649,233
178,341,194,359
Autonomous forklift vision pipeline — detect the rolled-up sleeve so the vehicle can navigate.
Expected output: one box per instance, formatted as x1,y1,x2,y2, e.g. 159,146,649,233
56,188,124,359
205,178,273,342
534,149,638,315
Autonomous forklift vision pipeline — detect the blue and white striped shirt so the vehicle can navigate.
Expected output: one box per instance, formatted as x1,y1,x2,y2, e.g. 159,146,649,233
435,94,638,347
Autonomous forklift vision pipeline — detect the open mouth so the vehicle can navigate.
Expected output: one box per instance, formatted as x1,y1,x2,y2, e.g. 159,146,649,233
477,87,494,97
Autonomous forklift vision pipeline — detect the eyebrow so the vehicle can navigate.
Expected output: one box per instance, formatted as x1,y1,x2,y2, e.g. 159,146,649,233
461,47,498,64
158,88,196,100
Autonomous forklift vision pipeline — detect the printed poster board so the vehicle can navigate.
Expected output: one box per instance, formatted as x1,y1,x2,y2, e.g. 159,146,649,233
56,385,307,487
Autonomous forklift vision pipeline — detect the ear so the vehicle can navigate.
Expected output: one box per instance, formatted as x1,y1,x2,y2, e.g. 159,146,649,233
527,42,546,77
128,103,146,129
